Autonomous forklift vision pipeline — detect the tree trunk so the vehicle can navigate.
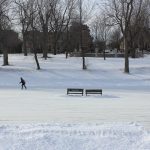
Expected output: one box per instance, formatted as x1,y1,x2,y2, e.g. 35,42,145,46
53,45,57,55
130,39,136,58
32,26,41,70
34,52,40,70
3,48,9,66
23,33,28,56
66,26,69,59
82,56,86,69
65,51,68,59
42,37,48,59
53,35,57,55
43,46,48,59
43,44,48,59
103,49,106,60
131,48,136,58
81,48,86,70
42,26,48,59
124,37,129,73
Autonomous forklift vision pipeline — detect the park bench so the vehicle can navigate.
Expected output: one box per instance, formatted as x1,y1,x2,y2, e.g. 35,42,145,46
67,88,84,96
85,89,102,96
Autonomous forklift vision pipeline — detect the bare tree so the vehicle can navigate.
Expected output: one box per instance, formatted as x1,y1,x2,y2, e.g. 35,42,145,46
109,27,121,51
107,0,135,73
77,0,97,69
49,0,76,55
0,0,11,66
79,0,86,69
14,0,41,69
36,0,55,59
92,14,111,60
128,0,150,57
29,0,40,69
14,0,32,56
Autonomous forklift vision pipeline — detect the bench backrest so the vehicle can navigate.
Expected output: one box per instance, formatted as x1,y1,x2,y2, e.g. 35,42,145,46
86,89,102,93
67,88,83,92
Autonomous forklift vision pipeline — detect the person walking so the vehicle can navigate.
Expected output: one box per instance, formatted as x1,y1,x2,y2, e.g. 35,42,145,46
20,77,27,89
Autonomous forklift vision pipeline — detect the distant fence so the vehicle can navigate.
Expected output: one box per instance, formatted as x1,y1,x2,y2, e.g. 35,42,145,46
70,52,124,58
70,52,143,58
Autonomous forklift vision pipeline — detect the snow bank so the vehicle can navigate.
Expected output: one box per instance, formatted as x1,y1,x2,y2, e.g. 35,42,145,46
0,123,149,150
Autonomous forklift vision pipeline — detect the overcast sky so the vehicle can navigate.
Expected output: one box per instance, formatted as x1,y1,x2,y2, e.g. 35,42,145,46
12,0,106,34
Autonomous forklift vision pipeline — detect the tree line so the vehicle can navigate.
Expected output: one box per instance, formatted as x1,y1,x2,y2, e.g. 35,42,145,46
0,0,150,73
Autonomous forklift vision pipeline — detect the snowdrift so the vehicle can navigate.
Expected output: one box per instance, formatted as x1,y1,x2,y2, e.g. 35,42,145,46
0,123,150,150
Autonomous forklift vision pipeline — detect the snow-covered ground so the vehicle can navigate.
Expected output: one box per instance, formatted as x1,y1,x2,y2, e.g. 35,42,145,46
0,54,150,149
0,123,150,150
0,54,150,90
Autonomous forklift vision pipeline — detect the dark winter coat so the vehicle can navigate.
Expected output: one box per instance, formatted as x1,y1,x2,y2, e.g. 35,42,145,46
20,78,26,85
